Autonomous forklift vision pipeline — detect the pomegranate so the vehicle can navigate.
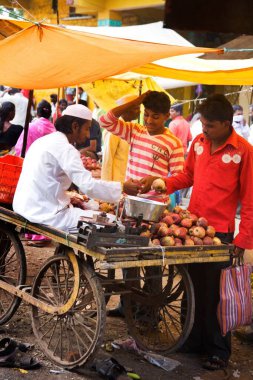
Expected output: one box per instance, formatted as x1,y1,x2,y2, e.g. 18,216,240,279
184,238,195,246
171,213,181,225
192,236,203,245
203,236,213,245
174,237,183,246
151,178,166,192
197,217,208,229
158,225,171,237
180,218,193,228
140,230,151,238
188,213,198,224
206,225,216,238
213,237,222,245
174,227,188,240
161,209,170,218
160,236,175,246
192,226,206,239
173,206,183,214
162,215,174,226
152,238,161,246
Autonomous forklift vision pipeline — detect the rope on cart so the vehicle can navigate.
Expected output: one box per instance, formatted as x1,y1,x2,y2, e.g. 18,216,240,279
65,232,70,247
158,245,166,266
22,219,28,233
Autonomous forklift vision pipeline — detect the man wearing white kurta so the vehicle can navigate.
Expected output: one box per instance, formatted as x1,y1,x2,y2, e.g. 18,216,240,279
13,104,129,231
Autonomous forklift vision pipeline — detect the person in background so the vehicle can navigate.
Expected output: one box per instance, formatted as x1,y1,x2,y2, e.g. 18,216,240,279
101,95,140,183
50,94,58,118
249,104,253,125
0,102,23,155
74,87,87,103
169,103,192,157
232,104,250,140
15,100,55,156
15,99,56,246
53,98,68,124
76,100,102,160
99,91,184,195
13,104,137,231
0,88,28,128
140,94,253,371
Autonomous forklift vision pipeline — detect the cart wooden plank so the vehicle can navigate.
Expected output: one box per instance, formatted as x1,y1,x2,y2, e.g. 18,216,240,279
99,252,231,269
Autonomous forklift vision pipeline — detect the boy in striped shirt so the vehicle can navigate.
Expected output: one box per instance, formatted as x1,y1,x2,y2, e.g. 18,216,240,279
99,91,184,194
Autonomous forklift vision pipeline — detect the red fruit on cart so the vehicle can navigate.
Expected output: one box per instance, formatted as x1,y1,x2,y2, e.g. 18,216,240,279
160,236,175,246
197,217,208,229
206,225,216,238
203,236,213,245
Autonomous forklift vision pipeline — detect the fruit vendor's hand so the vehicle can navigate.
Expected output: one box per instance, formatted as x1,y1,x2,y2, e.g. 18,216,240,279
123,179,142,195
139,176,160,194
232,245,245,258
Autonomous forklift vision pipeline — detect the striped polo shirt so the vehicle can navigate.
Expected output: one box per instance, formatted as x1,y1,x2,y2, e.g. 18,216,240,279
100,111,184,180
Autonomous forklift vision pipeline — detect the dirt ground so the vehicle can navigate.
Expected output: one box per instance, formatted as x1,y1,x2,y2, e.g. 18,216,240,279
0,241,252,380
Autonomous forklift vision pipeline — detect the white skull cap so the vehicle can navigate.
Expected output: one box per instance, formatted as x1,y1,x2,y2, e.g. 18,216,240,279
62,104,92,120
116,94,138,106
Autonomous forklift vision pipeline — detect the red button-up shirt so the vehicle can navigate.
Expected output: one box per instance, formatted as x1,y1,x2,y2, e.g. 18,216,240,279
165,129,253,249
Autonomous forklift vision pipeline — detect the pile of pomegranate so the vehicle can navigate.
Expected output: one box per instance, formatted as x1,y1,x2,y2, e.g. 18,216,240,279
81,155,101,178
140,206,222,247
81,155,101,170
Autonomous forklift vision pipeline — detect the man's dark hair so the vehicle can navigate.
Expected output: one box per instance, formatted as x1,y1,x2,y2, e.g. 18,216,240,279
171,103,183,114
59,98,68,107
197,94,233,124
37,99,52,119
50,94,58,103
232,104,243,114
8,88,21,95
55,115,86,133
143,91,171,114
0,101,15,133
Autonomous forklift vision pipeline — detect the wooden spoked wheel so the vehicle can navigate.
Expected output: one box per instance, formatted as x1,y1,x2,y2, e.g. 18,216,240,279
0,224,26,325
31,254,105,369
123,265,195,353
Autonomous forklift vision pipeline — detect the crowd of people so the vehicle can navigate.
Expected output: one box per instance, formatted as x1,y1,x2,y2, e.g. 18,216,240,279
0,84,252,372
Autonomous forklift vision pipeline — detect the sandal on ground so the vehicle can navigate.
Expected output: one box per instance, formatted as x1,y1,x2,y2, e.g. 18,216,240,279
93,357,128,380
0,338,40,370
203,355,228,371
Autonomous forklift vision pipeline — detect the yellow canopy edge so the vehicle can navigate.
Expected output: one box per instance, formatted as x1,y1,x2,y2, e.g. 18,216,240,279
133,63,253,86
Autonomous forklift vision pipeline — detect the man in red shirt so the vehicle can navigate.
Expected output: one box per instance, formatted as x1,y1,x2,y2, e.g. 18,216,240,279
169,103,192,156
140,94,253,370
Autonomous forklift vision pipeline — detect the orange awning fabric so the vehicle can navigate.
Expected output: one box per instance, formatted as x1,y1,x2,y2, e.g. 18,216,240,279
0,23,222,89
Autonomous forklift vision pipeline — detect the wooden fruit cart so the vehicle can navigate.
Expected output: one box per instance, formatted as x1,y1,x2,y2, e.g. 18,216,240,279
0,206,232,369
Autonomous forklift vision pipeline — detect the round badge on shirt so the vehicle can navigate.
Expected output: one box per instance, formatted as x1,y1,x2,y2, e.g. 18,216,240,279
222,154,232,164
196,146,204,155
232,154,241,164
194,142,199,151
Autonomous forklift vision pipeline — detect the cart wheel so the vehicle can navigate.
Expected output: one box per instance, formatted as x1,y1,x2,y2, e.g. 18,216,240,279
31,254,106,369
86,256,115,304
0,224,26,325
123,265,195,353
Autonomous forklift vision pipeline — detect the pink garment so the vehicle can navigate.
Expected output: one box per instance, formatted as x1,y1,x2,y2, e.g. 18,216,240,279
15,117,56,156
169,116,192,155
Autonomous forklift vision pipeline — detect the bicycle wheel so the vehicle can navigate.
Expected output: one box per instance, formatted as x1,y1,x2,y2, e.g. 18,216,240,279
31,254,106,369
124,264,195,353
0,224,26,325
